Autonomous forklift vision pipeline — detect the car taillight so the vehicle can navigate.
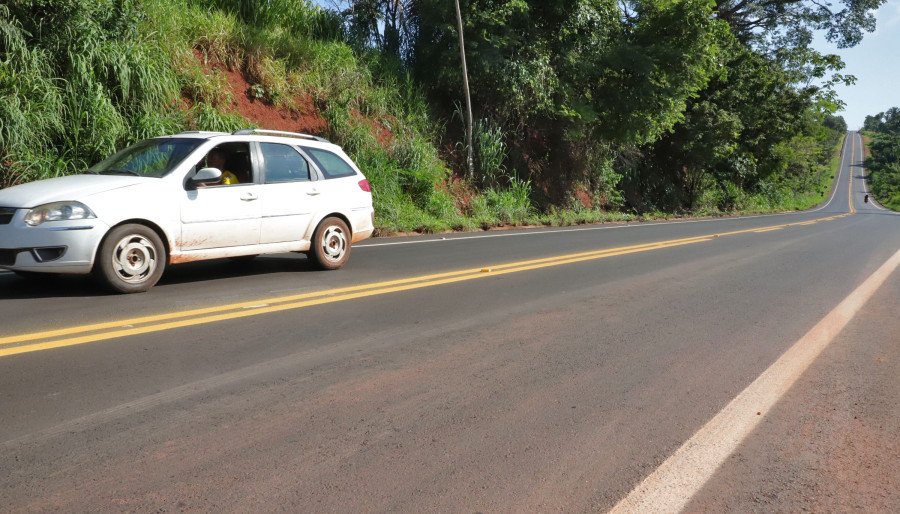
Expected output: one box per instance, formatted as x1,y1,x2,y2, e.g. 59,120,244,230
358,179,371,192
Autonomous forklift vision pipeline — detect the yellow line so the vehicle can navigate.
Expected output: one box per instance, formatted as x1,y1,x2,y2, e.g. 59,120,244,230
0,239,714,358
0,237,709,347
0,215,847,358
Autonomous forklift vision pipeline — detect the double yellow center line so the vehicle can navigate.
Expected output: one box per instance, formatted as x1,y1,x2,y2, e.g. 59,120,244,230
0,214,852,358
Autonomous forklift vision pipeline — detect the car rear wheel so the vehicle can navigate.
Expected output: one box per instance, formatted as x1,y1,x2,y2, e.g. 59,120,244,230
95,224,166,293
310,217,351,270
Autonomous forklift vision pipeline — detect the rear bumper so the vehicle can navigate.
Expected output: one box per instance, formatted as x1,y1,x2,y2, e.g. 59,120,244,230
0,210,109,274
350,206,375,243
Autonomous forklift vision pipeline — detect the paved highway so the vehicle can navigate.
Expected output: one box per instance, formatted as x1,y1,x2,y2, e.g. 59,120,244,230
1,132,897,511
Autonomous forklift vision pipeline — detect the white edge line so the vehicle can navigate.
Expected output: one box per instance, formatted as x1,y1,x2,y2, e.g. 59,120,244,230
608,247,900,513
356,214,788,248
359,135,853,249
819,130,850,212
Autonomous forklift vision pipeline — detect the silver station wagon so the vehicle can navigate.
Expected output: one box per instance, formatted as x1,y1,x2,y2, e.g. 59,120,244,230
0,129,375,293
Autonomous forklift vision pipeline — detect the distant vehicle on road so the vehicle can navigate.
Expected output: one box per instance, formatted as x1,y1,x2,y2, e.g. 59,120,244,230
0,129,375,293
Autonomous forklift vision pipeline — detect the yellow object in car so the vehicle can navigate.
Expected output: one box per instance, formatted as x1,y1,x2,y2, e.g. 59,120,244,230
221,170,240,185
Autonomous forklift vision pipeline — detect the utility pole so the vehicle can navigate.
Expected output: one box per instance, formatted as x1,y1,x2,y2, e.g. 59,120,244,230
454,0,474,178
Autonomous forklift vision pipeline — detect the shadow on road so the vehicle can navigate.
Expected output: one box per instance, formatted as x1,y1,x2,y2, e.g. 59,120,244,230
0,254,319,300
159,254,318,286
0,273,101,299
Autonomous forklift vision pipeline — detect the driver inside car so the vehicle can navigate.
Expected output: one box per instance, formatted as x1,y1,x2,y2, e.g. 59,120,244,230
205,148,240,185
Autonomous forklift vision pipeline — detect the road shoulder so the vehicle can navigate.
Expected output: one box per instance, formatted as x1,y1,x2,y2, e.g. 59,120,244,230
686,269,900,511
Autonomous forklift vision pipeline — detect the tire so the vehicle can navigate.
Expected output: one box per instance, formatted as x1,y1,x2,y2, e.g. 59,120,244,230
95,224,166,293
310,217,351,270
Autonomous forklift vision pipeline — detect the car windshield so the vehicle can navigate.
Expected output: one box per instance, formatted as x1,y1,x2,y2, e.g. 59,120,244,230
88,138,204,178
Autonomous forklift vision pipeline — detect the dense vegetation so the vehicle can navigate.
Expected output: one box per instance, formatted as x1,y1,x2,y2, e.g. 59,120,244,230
862,108,900,210
0,0,880,232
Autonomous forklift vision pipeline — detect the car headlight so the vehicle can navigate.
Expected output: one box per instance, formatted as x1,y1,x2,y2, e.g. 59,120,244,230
24,201,96,226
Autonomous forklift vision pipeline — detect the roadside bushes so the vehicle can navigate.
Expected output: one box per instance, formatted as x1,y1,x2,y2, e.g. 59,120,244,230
865,127,900,210
0,0,464,231
0,0,180,185
5,0,842,231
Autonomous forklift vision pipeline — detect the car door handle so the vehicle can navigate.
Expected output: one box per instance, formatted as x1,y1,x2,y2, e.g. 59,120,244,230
240,192,258,201
306,189,321,196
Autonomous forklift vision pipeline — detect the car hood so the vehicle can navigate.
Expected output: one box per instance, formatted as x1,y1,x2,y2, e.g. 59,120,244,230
0,174,153,208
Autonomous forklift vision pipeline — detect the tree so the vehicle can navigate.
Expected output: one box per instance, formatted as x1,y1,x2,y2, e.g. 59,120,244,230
453,0,474,177
323,0,882,213
713,0,886,48
403,0,725,200
626,39,839,211
337,0,414,57
864,113,884,132
823,114,847,134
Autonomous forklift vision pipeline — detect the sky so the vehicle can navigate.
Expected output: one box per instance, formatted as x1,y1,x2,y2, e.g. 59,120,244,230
814,0,900,129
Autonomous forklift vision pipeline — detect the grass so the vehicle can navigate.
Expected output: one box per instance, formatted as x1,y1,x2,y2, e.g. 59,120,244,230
859,133,900,211
0,0,851,232
689,134,845,217
784,133,847,211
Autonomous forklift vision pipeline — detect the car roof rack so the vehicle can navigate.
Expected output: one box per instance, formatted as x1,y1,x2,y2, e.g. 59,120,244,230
174,131,229,136
233,129,330,143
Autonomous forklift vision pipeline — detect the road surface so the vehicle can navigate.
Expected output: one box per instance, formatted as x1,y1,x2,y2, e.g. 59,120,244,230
1,132,897,512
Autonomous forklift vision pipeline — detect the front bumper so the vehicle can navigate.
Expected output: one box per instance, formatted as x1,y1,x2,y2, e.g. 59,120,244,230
0,209,109,274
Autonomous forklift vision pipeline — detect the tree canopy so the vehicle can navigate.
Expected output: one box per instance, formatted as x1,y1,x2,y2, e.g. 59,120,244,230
328,0,869,211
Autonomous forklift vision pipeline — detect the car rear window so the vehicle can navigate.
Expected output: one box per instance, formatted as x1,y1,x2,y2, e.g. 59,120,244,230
260,143,310,183
303,147,358,179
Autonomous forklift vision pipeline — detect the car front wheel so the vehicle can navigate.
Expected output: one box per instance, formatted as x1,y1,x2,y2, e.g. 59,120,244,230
310,217,351,270
95,224,166,293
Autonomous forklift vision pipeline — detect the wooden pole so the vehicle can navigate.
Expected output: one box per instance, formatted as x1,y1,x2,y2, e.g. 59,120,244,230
454,0,474,178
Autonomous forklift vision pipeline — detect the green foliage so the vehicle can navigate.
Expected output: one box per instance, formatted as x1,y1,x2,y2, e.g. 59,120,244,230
864,114,900,210
406,0,727,202
621,35,845,213
864,107,900,134
0,0,466,231
713,0,885,49
483,178,533,224
472,118,508,187
0,0,181,184
0,0,885,231
203,0,343,41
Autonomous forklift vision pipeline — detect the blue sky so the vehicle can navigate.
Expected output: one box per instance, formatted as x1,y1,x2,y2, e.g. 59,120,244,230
815,0,900,128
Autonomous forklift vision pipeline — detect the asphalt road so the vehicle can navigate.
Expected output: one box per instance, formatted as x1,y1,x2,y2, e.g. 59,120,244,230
1,132,897,512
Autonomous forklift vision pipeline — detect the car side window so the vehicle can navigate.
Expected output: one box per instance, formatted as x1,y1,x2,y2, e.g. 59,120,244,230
191,142,253,187
303,147,357,179
260,143,310,183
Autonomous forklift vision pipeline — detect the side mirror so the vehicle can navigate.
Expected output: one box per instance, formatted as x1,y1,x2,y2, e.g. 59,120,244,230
190,167,223,187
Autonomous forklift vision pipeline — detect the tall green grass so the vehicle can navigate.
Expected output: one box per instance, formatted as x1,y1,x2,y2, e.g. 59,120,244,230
0,0,639,231
0,1,180,186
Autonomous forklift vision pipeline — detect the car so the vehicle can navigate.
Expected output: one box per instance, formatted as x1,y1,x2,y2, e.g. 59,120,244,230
0,129,375,293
